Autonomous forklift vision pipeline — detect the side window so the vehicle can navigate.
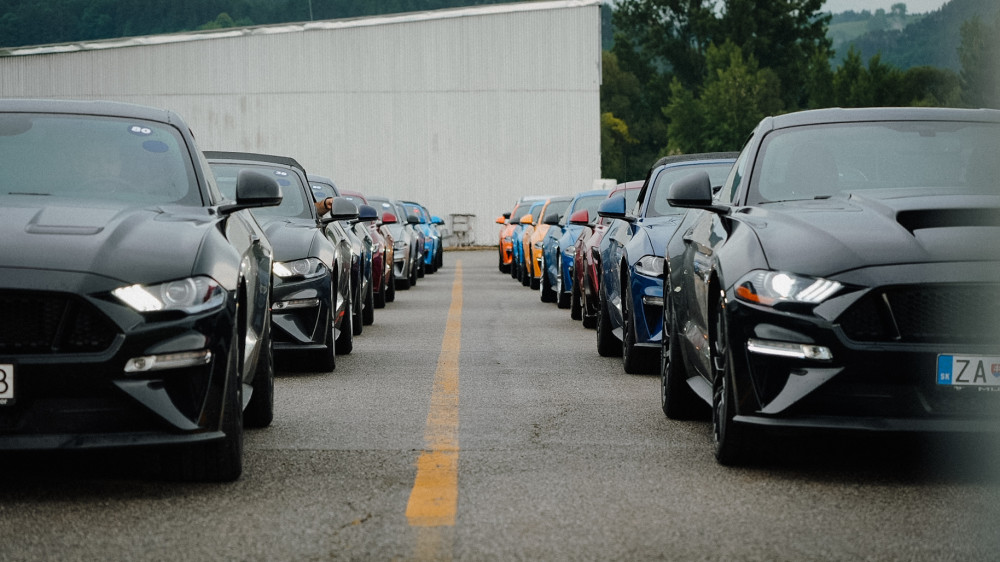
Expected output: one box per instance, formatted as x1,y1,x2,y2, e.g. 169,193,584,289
720,140,752,204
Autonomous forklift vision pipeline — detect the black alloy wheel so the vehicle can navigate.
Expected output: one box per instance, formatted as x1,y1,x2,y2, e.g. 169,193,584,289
660,294,702,419
363,279,374,325
711,291,748,465
244,314,275,427
540,255,556,303
556,255,570,309
596,287,621,357
622,278,656,374
335,286,353,355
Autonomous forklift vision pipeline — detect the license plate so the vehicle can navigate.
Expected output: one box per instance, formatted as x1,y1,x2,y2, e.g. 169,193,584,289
0,363,13,404
937,355,1000,387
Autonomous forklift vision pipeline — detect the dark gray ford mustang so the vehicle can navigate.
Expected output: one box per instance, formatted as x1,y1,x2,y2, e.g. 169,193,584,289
660,107,1000,465
0,99,281,481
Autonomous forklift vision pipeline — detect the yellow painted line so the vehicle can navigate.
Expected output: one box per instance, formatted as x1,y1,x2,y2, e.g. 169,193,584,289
407,260,462,528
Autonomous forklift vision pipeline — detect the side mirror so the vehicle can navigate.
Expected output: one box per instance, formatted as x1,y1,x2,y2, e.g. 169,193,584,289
220,170,282,215
520,213,534,226
543,212,560,226
431,215,445,225
569,209,589,226
597,195,633,222
407,214,421,225
382,212,398,225
496,215,507,225
321,196,359,223
357,204,378,223
667,171,729,215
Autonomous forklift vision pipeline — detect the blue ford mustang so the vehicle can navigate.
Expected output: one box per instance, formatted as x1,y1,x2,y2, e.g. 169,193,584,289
541,190,608,309
597,154,736,373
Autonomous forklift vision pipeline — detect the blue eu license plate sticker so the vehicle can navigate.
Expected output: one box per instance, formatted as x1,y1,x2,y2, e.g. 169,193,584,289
937,355,1000,386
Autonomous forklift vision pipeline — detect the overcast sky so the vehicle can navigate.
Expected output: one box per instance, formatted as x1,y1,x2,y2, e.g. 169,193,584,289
823,0,949,13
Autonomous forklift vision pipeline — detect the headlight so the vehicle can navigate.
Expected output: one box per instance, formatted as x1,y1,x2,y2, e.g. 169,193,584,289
114,276,225,313
735,270,842,307
634,255,664,278
273,258,326,280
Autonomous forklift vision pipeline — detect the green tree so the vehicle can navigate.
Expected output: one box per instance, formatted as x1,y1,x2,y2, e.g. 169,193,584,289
663,41,783,154
720,0,831,109
601,112,638,181
958,12,1000,108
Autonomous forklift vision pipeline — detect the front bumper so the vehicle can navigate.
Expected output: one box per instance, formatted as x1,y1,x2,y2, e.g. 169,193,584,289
0,285,238,450
271,270,332,352
723,287,1000,433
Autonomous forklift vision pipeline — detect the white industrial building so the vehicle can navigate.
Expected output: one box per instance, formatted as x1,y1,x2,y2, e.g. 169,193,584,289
0,0,604,247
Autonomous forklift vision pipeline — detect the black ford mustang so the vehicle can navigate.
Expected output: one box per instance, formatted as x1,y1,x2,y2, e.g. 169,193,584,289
205,152,359,371
0,99,282,481
660,107,1000,465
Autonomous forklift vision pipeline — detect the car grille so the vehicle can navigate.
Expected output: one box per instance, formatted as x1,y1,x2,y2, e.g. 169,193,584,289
838,284,999,345
0,292,119,354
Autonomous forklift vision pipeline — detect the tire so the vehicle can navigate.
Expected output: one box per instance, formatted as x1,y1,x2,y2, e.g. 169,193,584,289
386,268,396,302
362,279,375,325
661,296,703,419
622,279,656,374
352,280,363,336
244,319,275,428
711,292,749,466
396,264,411,291
335,288,353,355
310,284,337,370
410,256,419,287
521,262,530,287
374,266,387,309
570,279,582,320
529,263,539,290
556,255,570,309
596,288,621,357
540,256,556,303
174,321,243,482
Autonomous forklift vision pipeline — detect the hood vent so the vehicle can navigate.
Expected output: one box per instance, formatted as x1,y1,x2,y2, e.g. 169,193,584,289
896,208,1000,233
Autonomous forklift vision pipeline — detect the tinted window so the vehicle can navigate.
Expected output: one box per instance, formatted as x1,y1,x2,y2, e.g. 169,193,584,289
0,113,198,205
211,163,312,219
646,163,733,217
751,121,1000,203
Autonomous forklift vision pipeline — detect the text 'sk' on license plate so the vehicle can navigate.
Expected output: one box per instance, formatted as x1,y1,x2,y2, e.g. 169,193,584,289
937,355,1000,387
0,364,12,404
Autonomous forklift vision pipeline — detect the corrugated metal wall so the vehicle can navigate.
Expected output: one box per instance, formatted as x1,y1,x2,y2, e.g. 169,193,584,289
0,0,602,246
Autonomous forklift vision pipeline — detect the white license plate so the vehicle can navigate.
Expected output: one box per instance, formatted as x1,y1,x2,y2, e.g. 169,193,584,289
0,363,13,404
937,355,1000,386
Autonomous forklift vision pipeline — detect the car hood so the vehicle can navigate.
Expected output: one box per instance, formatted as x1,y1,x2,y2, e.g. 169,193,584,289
742,189,1000,278
259,217,323,262
0,199,218,285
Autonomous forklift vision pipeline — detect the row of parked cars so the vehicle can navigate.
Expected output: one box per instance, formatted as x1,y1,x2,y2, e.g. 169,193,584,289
498,106,1000,465
0,99,445,482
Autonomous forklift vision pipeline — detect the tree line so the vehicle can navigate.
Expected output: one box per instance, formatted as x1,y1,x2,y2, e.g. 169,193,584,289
0,0,996,182
600,0,1000,180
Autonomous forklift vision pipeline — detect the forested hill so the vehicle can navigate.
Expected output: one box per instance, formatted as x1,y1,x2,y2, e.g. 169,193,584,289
0,0,523,49
837,0,998,70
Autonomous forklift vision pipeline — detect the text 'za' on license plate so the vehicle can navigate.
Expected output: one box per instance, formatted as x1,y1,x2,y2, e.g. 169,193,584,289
937,355,1000,387
0,364,12,404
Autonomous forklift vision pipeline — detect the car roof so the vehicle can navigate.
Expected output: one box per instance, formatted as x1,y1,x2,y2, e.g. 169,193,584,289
764,107,1000,131
204,151,307,176
0,98,180,125
649,152,739,169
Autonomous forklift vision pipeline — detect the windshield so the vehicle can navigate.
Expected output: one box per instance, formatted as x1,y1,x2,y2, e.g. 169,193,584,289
543,200,571,222
0,113,198,205
752,121,1000,203
211,163,312,220
646,163,734,217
